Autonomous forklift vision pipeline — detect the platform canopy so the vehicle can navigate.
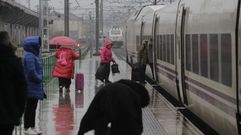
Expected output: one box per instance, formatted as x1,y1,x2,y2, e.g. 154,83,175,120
0,1,39,27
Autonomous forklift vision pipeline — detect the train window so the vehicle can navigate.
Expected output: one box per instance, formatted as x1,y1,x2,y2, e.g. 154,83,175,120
163,35,167,62
192,34,199,74
167,35,170,63
160,35,163,60
185,35,191,71
221,34,232,86
209,34,219,82
171,35,174,64
200,34,208,77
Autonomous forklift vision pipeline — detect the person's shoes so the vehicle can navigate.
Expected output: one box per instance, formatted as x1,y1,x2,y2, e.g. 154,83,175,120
24,127,41,135
32,127,42,134
66,88,70,93
59,86,63,93
59,88,63,93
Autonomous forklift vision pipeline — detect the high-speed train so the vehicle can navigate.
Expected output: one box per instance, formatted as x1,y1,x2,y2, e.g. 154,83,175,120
126,0,241,134
108,26,124,48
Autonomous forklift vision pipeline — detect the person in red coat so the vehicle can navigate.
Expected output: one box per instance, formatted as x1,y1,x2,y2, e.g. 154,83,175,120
52,46,79,92
99,39,116,83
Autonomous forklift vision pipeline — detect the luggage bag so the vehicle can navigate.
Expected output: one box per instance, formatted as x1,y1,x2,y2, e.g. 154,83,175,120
75,73,84,91
131,63,145,82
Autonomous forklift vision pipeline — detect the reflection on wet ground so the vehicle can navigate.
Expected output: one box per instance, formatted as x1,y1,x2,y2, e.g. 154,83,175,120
13,53,203,135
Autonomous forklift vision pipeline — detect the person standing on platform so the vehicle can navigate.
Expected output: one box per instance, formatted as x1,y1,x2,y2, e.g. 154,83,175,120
23,36,45,135
139,40,148,71
52,46,79,92
77,79,150,135
0,31,27,135
98,39,116,83
147,38,154,79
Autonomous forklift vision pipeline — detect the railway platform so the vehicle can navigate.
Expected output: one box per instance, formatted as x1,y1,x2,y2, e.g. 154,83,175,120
12,50,203,135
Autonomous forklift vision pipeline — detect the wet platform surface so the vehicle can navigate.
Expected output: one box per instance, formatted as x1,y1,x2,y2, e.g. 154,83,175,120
13,50,203,135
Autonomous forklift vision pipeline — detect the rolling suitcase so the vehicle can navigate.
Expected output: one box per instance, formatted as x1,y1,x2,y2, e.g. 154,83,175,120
131,63,145,83
75,73,84,91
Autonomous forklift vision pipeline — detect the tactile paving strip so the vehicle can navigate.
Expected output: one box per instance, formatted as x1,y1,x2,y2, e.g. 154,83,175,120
142,107,167,135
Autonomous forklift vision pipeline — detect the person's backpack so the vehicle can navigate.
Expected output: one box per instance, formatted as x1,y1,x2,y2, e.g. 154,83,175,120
57,51,67,66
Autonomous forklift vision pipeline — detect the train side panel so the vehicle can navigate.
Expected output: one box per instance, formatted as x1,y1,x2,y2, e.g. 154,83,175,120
155,2,179,100
178,0,238,134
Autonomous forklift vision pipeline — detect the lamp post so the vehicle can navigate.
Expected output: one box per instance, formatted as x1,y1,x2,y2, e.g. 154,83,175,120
64,0,69,36
93,0,100,56
89,11,93,57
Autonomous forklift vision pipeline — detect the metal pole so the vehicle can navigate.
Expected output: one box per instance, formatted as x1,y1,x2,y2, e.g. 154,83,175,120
39,0,42,36
100,0,103,35
64,0,69,36
89,11,93,57
93,0,100,55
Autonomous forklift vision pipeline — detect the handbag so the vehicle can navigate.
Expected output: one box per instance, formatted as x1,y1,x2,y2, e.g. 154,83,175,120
111,63,120,74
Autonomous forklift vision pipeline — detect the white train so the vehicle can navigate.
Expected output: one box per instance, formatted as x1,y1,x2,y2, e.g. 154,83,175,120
108,27,124,48
126,0,241,134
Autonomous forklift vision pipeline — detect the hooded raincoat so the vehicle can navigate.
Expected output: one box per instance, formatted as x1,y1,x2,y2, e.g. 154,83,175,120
100,39,115,63
23,36,45,99
52,47,79,79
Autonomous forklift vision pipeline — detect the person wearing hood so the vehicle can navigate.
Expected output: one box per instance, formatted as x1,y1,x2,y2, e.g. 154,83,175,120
52,45,79,93
23,36,45,135
0,31,27,135
98,39,116,83
77,79,150,135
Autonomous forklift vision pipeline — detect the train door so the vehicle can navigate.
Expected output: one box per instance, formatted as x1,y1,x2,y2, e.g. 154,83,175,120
140,21,144,46
175,4,188,105
152,15,159,81
237,0,241,133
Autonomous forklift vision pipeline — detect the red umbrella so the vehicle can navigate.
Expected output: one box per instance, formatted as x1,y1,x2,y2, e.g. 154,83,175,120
50,36,77,46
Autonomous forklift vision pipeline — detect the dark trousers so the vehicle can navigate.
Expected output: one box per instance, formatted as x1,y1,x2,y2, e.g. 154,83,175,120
24,98,38,129
0,125,14,135
100,63,110,81
148,63,154,79
59,77,71,89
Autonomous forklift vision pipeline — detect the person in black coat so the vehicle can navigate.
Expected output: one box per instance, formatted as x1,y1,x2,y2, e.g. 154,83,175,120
0,31,27,135
78,79,150,135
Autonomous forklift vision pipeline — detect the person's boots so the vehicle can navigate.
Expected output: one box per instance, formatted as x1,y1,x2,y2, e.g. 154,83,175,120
66,88,70,93
59,86,63,93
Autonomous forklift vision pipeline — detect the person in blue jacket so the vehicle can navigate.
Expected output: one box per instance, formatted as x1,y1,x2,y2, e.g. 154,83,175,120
23,36,46,135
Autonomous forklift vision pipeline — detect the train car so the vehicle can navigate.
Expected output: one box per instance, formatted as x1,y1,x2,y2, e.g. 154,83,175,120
126,0,241,134
108,27,124,48
126,5,165,65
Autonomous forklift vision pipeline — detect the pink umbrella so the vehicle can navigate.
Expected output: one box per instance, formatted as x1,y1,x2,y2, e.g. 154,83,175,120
50,36,77,46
